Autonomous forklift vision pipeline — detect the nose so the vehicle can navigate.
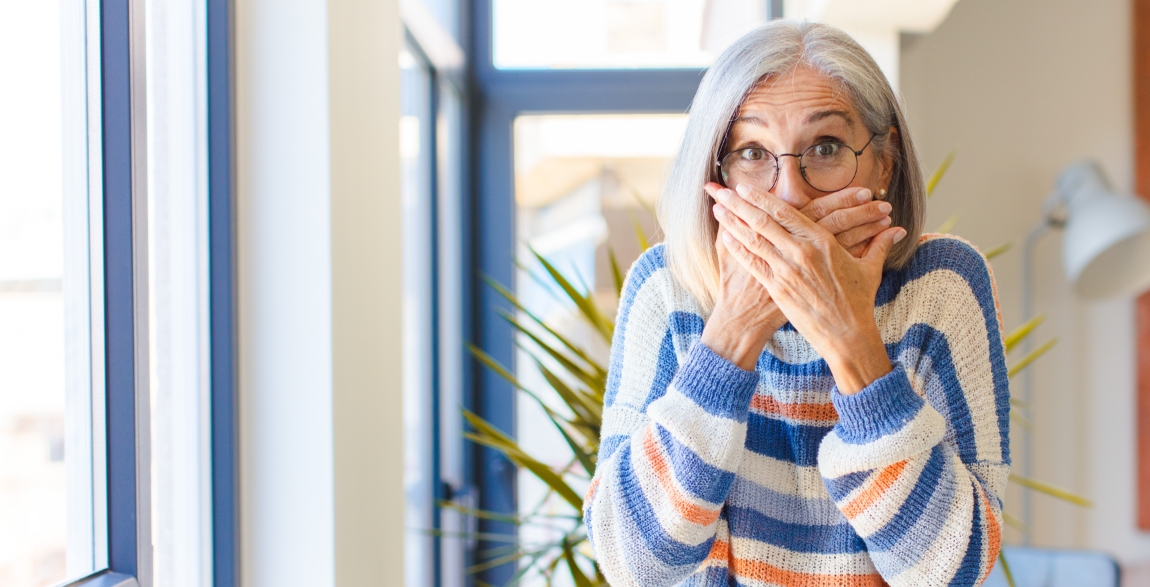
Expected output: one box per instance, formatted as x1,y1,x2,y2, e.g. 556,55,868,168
771,156,813,208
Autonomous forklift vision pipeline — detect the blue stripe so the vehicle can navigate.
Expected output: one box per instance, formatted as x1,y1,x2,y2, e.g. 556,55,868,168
867,445,948,548
897,324,979,463
727,505,867,553
727,477,845,526
655,424,737,504
615,443,717,567
668,310,705,337
600,434,628,464
679,565,729,586
641,329,676,411
869,450,959,575
605,245,667,409
745,412,834,467
948,482,985,587
877,236,1011,463
824,470,873,501
669,343,759,422
831,365,924,445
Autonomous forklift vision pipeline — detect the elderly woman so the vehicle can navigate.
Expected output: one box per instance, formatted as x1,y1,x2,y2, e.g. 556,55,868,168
583,20,1009,587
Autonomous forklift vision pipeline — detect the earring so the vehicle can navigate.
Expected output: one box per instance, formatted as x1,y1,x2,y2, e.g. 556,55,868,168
877,188,888,199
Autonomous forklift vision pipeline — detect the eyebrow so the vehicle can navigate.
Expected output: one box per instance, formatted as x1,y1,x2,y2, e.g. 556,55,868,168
805,110,854,126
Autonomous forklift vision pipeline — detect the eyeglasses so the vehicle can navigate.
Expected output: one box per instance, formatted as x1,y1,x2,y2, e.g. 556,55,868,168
716,133,879,194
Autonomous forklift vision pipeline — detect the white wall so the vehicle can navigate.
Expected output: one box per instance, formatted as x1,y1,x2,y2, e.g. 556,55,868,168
235,0,403,584
900,0,1150,567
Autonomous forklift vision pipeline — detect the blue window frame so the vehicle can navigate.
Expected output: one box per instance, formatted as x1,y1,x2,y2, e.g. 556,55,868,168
65,0,237,585
207,0,239,585
464,1,702,584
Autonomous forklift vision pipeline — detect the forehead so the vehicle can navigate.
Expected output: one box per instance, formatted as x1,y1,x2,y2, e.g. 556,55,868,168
736,66,857,126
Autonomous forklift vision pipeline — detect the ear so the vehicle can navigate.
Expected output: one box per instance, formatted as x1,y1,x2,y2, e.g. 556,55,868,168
877,125,900,190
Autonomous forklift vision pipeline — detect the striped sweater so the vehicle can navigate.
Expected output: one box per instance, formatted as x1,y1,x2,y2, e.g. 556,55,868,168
583,234,1010,587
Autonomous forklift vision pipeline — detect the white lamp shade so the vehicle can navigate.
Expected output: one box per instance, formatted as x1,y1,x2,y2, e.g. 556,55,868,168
1059,162,1150,298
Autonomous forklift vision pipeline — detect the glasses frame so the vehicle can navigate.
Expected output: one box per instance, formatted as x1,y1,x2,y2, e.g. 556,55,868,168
715,131,879,193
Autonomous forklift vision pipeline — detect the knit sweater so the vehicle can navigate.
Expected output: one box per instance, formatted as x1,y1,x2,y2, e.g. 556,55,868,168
583,234,1009,587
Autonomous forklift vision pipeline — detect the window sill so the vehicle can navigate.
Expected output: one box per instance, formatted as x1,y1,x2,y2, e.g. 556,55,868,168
61,571,138,587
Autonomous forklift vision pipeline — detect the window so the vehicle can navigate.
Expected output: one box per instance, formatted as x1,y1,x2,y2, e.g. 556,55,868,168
466,1,704,585
511,115,686,579
0,1,235,586
492,0,772,69
400,3,470,586
145,0,215,585
0,2,106,584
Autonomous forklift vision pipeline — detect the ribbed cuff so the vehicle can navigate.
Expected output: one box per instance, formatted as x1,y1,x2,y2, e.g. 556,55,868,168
670,342,760,422
830,364,924,444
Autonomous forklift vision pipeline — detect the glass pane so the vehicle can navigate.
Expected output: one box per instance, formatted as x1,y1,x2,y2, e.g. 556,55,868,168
493,0,769,69
512,113,686,584
146,0,214,585
436,83,468,587
0,0,103,585
401,45,436,587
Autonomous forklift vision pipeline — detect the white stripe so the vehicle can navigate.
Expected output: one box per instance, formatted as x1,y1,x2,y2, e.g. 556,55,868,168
874,268,1004,464
737,450,830,500
647,385,748,473
600,403,649,440
626,428,721,547
841,454,930,537
728,537,877,576
817,402,946,478
884,457,976,587
612,266,673,411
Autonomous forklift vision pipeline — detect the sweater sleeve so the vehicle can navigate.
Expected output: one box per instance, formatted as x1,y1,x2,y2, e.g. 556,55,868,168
817,236,1010,587
583,248,759,587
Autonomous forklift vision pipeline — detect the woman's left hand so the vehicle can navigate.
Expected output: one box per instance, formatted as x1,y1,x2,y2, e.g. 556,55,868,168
711,183,907,394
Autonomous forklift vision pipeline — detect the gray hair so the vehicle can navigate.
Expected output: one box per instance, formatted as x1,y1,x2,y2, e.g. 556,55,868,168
657,20,926,313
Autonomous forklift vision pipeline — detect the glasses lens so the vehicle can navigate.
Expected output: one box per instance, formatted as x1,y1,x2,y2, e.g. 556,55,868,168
721,148,777,189
800,142,857,192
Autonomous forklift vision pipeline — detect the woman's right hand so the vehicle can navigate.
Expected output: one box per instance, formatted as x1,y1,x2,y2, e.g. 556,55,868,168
699,183,892,370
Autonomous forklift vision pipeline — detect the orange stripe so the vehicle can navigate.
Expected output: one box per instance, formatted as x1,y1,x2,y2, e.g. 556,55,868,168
641,426,722,526
978,489,1002,585
583,477,600,509
731,557,885,587
750,395,838,422
706,538,729,562
841,460,908,520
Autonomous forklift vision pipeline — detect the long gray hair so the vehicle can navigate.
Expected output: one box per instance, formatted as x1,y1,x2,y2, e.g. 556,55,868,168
657,20,926,313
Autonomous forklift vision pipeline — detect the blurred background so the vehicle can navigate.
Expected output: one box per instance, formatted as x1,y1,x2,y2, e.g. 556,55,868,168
3,0,1149,586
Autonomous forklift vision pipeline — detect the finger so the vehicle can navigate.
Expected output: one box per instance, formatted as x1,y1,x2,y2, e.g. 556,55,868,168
862,227,909,266
817,200,892,235
846,240,869,258
721,230,774,284
712,186,794,245
835,216,892,250
734,183,825,240
800,187,873,222
713,203,786,266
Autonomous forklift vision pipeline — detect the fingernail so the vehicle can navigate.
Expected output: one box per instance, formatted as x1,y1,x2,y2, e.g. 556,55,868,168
857,189,872,202
878,201,892,214
722,231,734,242
880,216,891,226
713,188,731,202
893,229,907,243
735,184,751,197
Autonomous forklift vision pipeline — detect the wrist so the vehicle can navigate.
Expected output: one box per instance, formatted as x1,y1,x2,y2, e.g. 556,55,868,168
824,327,891,395
701,308,776,371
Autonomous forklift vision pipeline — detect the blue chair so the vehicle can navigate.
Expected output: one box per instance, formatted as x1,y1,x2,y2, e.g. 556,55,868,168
982,546,1120,587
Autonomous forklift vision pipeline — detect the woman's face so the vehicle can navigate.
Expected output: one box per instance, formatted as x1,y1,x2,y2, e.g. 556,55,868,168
722,66,895,209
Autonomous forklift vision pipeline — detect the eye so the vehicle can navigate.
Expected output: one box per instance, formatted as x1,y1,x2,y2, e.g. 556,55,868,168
737,148,768,161
810,142,842,158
